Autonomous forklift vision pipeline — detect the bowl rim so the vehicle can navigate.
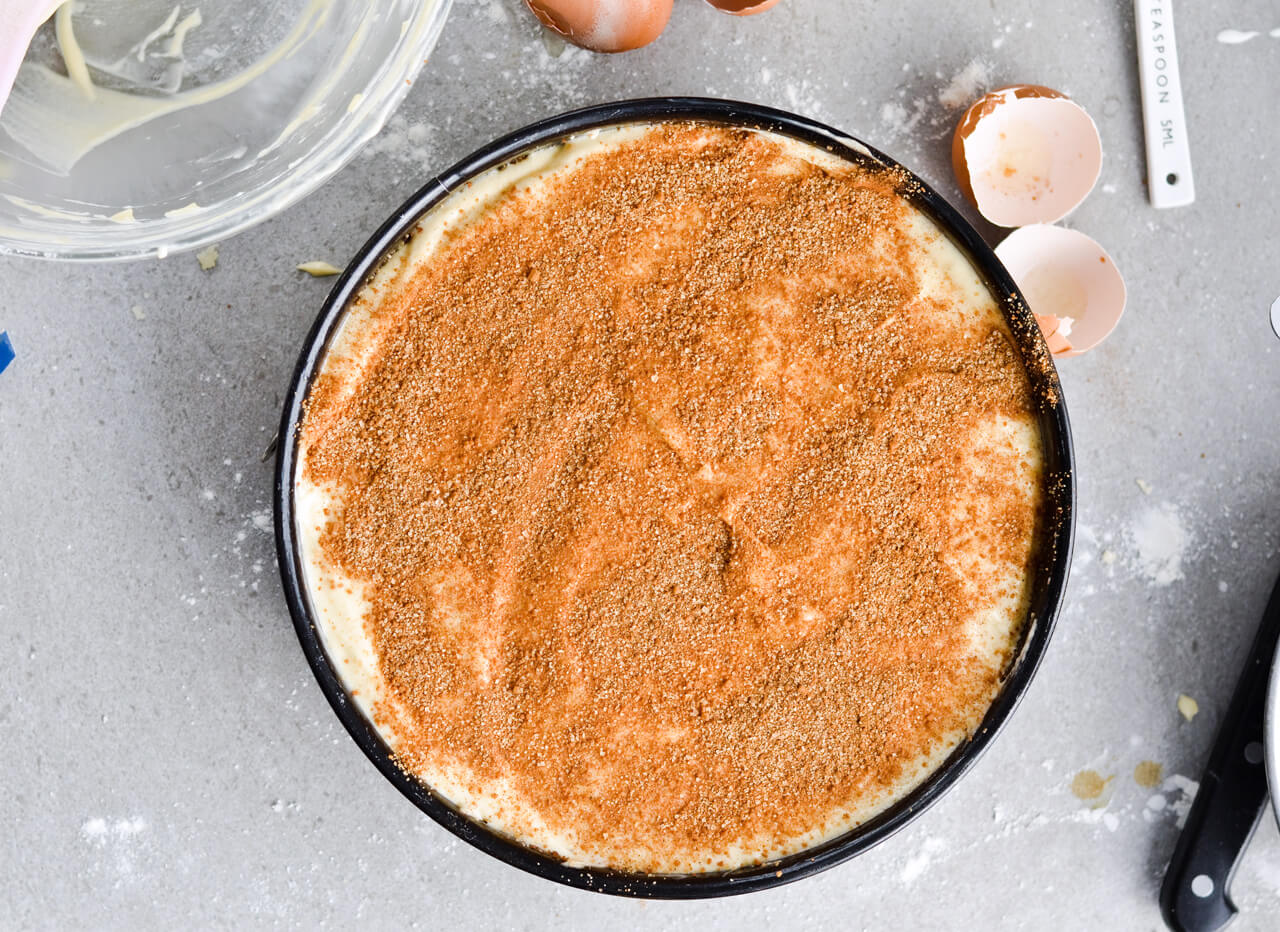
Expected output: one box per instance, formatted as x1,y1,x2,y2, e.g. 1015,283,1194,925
273,96,1076,899
0,0,453,263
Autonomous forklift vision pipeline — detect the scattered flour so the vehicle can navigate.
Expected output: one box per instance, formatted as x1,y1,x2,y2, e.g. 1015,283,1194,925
775,78,836,126
80,816,150,881
360,114,442,169
1128,503,1191,586
485,0,510,24
879,101,908,132
1071,808,1120,832
879,99,929,138
900,837,948,884
939,60,990,109
1162,774,1200,829
81,816,147,842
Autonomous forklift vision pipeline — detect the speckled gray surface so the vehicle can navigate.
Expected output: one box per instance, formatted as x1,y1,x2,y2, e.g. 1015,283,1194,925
3,1,1280,928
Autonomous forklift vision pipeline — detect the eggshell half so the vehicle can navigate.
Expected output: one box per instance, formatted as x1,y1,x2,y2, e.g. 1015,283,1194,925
525,0,673,52
705,0,784,13
996,224,1126,358
952,85,1102,227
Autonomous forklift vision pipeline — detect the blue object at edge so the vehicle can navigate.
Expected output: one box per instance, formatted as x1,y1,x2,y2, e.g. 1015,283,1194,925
0,332,13,375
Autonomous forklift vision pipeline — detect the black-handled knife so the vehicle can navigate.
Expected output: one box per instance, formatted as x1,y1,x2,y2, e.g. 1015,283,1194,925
1159,572,1280,931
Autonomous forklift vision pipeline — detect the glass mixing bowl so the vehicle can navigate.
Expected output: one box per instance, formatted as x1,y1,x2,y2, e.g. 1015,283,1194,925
0,0,452,261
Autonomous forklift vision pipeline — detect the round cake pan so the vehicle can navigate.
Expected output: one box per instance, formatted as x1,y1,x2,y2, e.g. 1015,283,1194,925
274,97,1076,899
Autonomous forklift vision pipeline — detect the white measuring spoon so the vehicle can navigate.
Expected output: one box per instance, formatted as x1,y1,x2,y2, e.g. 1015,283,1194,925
1133,0,1195,208
0,0,67,118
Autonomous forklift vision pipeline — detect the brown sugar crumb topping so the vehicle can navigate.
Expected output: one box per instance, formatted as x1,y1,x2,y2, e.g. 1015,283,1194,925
301,123,1044,871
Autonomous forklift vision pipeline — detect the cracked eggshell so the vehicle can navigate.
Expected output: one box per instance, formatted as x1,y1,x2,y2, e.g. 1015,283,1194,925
996,224,1125,358
1034,313,1075,356
525,0,673,52
952,85,1103,227
705,0,784,13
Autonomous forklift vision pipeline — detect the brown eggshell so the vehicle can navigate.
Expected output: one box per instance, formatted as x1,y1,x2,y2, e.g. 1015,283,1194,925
525,0,673,52
705,0,784,14
952,86,1067,212
952,85,1101,227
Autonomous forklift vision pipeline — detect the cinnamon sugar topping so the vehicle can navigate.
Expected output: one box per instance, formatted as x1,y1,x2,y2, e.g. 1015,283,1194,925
298,122,1045,873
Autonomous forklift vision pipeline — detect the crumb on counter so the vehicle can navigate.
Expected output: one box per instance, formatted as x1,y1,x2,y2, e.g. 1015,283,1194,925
1177,694,1199,722
1070,769,1110,801
297,261,343,277
196,245,219,271
1133,760,1163,788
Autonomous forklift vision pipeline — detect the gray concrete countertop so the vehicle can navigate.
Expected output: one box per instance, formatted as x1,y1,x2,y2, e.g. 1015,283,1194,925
4,1,1280,928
